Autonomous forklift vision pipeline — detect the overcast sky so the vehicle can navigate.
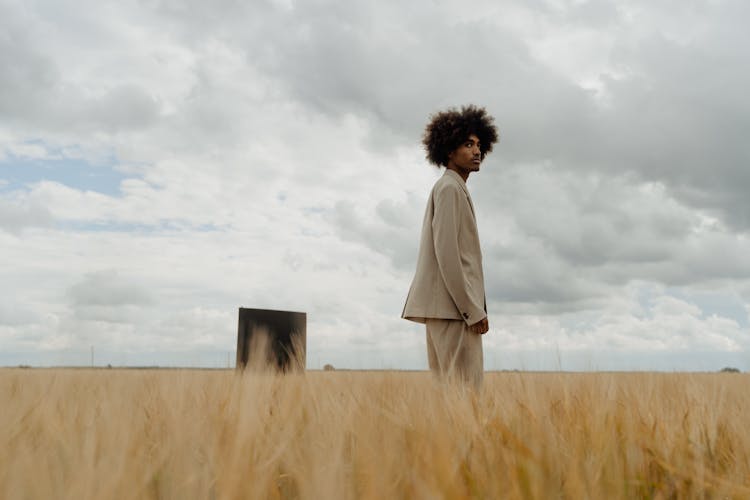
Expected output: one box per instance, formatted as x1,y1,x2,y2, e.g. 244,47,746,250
1,0,749,370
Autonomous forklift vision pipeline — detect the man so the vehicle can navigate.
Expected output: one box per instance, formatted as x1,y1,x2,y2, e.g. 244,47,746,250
402,105,499,388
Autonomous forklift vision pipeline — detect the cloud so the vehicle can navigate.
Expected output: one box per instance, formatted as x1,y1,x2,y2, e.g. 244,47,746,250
1,0,749,369
332,195,422,271
68,270,153,308
486,290,749,354
230,0,750,231
0,195,54,234
475,164,750,315
0,1,161,136
0,303,41,326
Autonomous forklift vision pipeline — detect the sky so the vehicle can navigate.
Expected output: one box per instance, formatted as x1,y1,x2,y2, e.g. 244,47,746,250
1,0,749,371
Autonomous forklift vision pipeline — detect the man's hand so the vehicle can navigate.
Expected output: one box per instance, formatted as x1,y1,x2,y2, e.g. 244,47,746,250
468,317,489,334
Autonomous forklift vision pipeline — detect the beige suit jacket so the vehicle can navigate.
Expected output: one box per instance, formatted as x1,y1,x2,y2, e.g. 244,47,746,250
402,168,487,326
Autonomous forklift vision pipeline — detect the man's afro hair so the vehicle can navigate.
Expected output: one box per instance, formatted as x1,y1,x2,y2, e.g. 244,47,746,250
422,105,499,167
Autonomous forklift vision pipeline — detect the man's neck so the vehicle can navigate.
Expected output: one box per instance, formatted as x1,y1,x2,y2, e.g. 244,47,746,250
446,164,470,182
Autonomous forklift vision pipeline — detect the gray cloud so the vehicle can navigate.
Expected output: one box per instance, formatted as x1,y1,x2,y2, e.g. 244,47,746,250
476,164,750,312
0,303,40,326
332,195,422,271
0,196,54,234
229,0,750,230
598,27,750,229
68,270,154,307
1,0,749,368
0,2,161,135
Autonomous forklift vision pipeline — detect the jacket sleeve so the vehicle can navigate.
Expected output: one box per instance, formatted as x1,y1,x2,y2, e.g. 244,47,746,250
432,183,487,325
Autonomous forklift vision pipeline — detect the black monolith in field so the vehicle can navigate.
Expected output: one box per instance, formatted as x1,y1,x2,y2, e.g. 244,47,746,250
236,307,306,372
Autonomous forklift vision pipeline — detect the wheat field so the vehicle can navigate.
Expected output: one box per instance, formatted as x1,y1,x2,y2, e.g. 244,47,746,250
1,369,748,499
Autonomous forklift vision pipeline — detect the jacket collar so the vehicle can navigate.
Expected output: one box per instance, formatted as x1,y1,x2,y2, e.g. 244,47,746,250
443,168,470,197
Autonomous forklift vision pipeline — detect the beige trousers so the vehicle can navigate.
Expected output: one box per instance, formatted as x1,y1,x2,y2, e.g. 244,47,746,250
425,318,484,389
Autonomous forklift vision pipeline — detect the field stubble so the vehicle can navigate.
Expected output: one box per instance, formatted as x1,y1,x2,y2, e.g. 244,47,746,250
1,369,749,499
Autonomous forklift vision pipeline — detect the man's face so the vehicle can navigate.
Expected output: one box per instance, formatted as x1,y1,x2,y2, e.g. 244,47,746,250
448,134,482,172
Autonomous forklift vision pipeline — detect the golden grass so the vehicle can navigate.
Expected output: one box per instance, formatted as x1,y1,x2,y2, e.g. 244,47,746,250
1,369,749,499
